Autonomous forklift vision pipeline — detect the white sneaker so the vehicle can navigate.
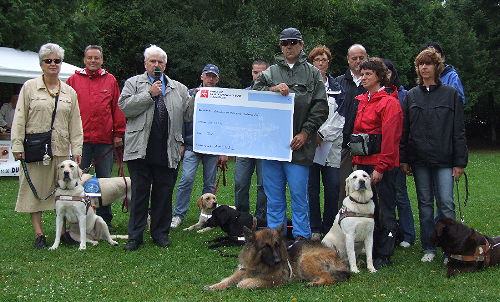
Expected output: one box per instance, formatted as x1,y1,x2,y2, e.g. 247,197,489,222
443,257,449,265
421,253,436,262
399,241,411,248
311,233,321,241
170,216,183,228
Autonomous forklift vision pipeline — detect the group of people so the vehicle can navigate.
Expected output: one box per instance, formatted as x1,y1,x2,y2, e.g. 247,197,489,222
11,27,467,269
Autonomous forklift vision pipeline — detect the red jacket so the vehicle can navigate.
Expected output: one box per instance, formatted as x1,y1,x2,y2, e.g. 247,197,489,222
67,68,125,144
352,86,402,173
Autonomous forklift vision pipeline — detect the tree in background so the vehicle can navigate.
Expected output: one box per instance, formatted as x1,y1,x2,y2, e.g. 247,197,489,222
0,0,497,143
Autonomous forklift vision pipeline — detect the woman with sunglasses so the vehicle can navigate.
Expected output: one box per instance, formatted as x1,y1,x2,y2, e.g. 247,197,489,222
11,43,83,249
306,45,345,240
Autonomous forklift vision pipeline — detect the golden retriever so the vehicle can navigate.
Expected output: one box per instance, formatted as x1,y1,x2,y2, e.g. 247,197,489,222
183,193,218,232
49,160,118,250
322,170,376,273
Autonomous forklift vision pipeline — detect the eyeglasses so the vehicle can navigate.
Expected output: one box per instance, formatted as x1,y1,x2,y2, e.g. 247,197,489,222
280,40,300,47
313,58,329,63
42,59,62,64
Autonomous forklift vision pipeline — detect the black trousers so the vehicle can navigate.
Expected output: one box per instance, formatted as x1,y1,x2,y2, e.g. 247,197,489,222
127,159,178,242
357,164,398,258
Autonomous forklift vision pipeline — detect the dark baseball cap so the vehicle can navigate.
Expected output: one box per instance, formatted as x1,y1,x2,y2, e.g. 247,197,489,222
279,27,303,41
202,64,220,77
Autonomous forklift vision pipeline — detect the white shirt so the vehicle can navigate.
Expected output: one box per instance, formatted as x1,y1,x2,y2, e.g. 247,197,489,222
350,70,362,87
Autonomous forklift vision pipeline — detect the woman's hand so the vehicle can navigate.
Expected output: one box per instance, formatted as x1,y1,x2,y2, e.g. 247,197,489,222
401,163,412,176
73,154,81,165
453,166,464,181
13,152,24,160
371,170,383,184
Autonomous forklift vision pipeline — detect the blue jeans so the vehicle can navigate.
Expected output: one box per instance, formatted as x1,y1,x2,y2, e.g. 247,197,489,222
413,166,455,254
394,168,416,244
262,160,310,239
234,157,267,223
173,150,218,219
81,143,114,224
308,163,339,234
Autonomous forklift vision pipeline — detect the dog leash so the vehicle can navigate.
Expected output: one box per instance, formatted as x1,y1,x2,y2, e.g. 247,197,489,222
114,147,129,213
20,159,56,200
81,146,115,174
455,172,469,223
213,160,227,195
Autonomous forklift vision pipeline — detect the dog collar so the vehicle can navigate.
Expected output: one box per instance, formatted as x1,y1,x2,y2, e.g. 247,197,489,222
200,213,212,219
349,196,370,204
56,195,85,201
449,238,493,267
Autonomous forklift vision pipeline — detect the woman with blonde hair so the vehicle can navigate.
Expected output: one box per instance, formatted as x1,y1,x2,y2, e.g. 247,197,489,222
400,48,467,262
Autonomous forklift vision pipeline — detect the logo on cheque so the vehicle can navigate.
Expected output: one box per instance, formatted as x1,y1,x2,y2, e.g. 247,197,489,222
200,90,209,98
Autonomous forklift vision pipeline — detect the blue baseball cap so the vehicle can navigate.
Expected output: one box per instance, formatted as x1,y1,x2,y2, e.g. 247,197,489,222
279,27,303,41
202,64,220,77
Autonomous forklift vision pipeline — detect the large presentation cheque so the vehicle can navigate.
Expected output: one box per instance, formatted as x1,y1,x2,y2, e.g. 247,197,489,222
193,87,294,161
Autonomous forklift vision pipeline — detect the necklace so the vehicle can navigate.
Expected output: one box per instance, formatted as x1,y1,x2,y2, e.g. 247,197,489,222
42,75,61,97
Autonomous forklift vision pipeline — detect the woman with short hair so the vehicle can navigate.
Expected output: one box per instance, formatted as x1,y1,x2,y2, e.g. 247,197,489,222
352,58,403,269
11,43,83,249
400,48,467,263
307,45,345,240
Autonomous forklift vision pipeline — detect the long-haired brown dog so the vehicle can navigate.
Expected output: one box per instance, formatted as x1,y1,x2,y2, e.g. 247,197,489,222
203,225,349,290
430,218,500,277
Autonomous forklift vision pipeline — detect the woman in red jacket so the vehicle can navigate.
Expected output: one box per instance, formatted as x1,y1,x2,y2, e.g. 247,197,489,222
352,59,403,269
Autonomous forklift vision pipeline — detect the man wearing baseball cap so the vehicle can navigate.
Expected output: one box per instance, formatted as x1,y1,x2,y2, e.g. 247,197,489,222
171,64,227,228
254,27,328,240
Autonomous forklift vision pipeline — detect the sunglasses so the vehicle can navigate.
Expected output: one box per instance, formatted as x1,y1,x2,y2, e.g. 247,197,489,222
42,59,62,64
280,40,300,47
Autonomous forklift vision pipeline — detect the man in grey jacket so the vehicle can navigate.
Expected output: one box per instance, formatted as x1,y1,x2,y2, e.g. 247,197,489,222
118,45,193,251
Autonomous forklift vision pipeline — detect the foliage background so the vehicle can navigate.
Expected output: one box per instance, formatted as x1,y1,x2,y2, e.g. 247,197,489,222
0,0,498,142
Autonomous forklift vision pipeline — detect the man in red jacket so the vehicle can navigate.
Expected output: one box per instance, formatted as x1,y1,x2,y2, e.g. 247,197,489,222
67,45,126,232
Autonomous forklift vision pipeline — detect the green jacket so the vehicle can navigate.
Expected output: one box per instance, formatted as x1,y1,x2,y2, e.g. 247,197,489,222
253,51,328,165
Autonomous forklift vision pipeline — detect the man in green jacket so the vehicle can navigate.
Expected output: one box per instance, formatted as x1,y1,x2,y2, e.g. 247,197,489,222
253,27,328,240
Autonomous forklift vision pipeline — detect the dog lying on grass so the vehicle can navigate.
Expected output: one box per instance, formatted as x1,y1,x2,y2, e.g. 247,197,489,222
203,225,349,290
430,218,500,277
49,160,118,250
183,193,218,232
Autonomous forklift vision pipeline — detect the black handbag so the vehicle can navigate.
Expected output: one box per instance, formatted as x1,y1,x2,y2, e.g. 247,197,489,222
23,96,58,163
349,133,382,156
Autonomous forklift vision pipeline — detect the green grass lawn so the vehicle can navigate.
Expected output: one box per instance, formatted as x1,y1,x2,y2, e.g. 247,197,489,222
0,152,499,301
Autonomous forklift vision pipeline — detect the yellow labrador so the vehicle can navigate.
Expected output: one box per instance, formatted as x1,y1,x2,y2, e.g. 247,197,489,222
322,170,376,273
80,173,131,209
49,160,118,250
183,193,219,232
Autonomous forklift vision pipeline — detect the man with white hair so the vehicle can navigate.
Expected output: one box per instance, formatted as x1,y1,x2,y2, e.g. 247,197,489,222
118,45,193,251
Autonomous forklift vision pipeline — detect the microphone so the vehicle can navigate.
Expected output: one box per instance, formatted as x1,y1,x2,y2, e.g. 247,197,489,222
154,69,162,82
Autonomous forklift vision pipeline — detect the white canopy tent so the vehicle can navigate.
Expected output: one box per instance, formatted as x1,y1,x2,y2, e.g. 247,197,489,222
0,47,80,84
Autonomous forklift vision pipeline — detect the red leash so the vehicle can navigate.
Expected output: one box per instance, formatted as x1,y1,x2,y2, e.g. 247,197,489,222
213,160,227,194
114,147,129,213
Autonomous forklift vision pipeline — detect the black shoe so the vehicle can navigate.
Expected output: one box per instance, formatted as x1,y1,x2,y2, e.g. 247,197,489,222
153,238,170,248
123,239,143,251
107,224,116,233
61,232,78,245
374,257,392,270
34,235,46,249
